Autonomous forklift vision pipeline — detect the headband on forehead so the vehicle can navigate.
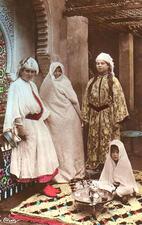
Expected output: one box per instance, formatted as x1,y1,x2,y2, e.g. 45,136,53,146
20,57,30,66
17,57,39,76
96,52,114,75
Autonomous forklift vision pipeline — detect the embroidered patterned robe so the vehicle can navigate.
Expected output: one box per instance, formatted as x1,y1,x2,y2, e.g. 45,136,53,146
82,74,129,168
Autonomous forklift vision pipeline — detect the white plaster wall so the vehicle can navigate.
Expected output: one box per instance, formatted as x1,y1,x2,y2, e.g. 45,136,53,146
47,0,68,72
67,16,89,104
13,0,35,79
44,0,89,104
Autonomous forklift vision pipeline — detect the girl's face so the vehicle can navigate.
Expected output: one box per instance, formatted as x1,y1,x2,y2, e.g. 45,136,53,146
110,145,119,162
53,66,62,79
96,60,110,74
20,68,36,81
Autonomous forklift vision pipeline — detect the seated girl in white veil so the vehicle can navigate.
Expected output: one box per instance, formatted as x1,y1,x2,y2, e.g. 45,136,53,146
99,139,138,203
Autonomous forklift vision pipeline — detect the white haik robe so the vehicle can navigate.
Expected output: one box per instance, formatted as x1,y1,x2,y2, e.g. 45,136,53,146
40,62,85,182
3,78,59,179
99,139,138,197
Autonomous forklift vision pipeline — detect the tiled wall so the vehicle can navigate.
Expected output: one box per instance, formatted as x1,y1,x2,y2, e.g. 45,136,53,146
0,148,32,201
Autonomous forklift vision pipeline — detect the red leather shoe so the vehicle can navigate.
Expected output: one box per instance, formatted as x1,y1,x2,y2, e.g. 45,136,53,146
43,185,61,197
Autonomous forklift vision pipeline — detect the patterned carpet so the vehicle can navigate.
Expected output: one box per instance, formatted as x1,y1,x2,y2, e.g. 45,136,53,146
10,170,142,225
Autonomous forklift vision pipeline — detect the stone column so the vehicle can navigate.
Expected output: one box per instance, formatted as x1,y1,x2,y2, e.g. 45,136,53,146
134,37,142,109
119,33,134,111
67,16,88,105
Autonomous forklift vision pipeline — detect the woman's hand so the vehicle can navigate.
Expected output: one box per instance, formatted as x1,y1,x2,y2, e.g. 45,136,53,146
16,125,27,141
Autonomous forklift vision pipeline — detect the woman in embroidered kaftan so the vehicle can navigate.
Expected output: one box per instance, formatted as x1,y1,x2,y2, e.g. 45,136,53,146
40,62,85,183
3,58,59,195
82,53,128,169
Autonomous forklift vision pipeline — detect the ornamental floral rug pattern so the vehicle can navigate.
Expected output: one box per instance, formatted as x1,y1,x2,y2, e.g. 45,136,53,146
10,170,142,225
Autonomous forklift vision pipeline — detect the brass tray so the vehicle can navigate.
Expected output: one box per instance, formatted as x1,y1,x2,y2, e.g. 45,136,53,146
72,180,114,207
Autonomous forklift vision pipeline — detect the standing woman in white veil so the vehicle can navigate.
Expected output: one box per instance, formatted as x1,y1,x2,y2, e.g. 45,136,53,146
40,62,85,183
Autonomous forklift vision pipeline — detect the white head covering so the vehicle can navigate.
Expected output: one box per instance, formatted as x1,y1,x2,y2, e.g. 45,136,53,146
40,61,81,110
48,62,64,80
96,52,114,75
17,57,39,76
99,139,138,196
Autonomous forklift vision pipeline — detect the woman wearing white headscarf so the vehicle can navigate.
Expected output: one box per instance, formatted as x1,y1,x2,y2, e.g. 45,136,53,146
82,52,128,170
3,57,59,195
40,62,85,183
99,140,138,200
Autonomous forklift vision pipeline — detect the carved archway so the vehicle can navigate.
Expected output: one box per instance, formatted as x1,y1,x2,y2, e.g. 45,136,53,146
32,0,50,75
0,26,9,133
